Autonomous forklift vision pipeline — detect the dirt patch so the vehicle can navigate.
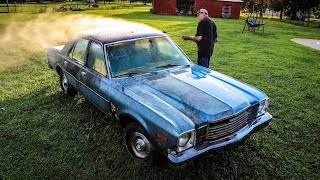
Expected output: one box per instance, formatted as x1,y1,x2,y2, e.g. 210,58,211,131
291,38,320,50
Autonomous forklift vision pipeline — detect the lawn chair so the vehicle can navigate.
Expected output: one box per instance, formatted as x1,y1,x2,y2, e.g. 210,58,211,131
242,17,265,33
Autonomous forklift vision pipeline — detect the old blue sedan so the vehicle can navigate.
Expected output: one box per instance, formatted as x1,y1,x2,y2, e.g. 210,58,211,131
47,25,272,165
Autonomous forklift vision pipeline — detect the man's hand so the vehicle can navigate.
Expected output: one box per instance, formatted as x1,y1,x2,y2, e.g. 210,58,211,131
182,35,190,40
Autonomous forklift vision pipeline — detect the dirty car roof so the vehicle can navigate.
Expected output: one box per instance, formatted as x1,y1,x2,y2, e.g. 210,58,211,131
78,27,166,44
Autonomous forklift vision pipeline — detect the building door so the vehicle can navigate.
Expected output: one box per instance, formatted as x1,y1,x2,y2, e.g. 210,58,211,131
176,0,195,15
222,5,232,18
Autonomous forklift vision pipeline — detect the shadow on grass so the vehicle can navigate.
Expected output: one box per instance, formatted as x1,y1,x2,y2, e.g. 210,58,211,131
240,15,320,28
279,19,320,28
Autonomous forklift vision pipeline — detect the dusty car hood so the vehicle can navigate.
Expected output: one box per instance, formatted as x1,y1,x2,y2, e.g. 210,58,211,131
118,65,266,127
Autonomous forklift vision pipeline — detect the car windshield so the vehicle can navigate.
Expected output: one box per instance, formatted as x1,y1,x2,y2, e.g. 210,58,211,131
106,37,190,78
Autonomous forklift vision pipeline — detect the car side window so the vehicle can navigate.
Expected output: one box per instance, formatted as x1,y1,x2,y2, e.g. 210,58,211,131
87,42,107,76
70,39,89,64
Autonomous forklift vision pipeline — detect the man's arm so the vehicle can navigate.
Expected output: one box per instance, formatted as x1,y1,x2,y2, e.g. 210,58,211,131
213,21,218,43
182,20,204,42
182,35,202,41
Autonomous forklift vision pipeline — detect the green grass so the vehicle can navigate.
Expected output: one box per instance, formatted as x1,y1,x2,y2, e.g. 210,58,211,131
1,5,320,179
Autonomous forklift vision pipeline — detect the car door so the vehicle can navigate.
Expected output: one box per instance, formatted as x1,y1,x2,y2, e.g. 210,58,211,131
78,40,111,113
64,38,90,90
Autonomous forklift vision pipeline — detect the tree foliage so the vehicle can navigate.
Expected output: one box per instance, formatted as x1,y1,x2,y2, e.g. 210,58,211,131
243,0,320,20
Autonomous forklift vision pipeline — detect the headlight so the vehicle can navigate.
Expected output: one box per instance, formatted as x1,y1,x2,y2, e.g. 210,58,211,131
177,130,195,153
178,133,190,147
258,98,269,116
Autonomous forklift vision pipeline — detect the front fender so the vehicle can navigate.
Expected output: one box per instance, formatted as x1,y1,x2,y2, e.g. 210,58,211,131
118,108,180,152
110,83,194,152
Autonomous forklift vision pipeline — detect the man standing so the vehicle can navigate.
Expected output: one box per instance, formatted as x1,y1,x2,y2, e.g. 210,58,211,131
182,9,218,68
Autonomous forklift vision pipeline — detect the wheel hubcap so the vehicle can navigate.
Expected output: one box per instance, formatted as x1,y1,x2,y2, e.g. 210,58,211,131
130,132,151,159
62,73,68,91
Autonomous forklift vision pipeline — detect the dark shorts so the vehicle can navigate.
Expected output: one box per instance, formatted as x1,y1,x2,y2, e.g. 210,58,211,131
197,55,211,68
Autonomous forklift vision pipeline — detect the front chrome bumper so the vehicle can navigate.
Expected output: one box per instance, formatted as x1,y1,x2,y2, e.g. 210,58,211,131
168,112,272,164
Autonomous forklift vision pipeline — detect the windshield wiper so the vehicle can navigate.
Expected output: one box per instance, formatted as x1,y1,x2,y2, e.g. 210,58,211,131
113,70,157,78
155,64,183,69
127,70,144,77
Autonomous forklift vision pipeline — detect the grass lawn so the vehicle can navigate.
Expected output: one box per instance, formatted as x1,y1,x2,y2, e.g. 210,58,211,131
0,5,320,179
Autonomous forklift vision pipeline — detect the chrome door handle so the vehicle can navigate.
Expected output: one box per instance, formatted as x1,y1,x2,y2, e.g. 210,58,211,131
81,71,87,76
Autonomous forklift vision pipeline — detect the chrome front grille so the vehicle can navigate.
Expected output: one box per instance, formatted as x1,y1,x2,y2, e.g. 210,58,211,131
247,104,258,120
195,106,258,144
206,110,249,141
195,126,206,144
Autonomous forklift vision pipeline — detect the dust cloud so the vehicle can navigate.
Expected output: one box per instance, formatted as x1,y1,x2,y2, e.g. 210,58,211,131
0,14,157,69
2,14,159,50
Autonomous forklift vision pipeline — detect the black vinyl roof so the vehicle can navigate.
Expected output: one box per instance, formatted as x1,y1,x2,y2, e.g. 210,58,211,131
78,27,166,44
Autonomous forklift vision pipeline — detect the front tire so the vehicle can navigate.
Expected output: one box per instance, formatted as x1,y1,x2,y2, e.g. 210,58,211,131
125,123,158,162
59,71,77,96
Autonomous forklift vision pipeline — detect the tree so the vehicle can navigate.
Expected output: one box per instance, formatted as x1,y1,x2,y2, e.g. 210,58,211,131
6,0,9,13
286,0,320,20
269,0,287,19
242,0,270,17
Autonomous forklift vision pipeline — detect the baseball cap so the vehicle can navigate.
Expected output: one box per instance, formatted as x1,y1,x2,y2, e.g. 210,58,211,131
196,9,208,15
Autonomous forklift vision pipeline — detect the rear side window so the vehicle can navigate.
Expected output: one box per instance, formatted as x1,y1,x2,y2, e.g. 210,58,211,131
87,42,107,76
70,39,89,64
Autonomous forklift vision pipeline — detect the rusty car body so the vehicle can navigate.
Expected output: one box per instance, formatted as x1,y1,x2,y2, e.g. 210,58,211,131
46,26,272,165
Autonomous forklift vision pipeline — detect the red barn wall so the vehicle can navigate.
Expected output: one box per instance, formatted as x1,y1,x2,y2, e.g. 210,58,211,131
154,0,176,15
194,0,242,19
227,2,241,18
153,0,242,18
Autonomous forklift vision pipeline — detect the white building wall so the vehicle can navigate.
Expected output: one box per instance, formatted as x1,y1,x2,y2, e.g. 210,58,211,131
264,8,281,16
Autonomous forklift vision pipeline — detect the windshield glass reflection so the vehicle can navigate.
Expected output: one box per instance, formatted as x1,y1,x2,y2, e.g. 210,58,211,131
107,37,190,78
